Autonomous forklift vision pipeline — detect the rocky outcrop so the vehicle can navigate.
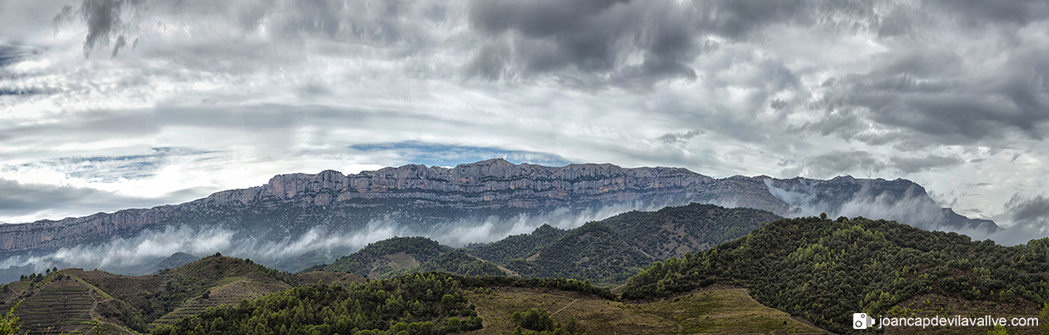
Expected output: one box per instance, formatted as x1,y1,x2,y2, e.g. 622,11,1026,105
0,158,995,254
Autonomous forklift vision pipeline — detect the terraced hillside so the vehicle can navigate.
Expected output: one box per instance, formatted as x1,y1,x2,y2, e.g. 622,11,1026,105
148,276,287,328
15,278,96,335
0,254,365,334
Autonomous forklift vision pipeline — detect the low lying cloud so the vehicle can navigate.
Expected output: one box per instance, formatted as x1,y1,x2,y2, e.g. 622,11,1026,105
425,202,657,247
968,194,1049,245
0,201,672,281
765,180,1049,246
764,178,947,230
836,188,947,231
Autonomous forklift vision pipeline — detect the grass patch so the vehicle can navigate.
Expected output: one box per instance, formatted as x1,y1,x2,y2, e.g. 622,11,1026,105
466,287,828,334
637,288,826,334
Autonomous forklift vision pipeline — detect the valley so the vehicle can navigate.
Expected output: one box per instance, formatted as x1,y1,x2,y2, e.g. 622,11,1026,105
0,159,996,283
0,161,1035,335
0,201,1041,334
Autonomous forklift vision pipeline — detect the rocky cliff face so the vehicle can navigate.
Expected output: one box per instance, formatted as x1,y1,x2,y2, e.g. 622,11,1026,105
0,158,992,254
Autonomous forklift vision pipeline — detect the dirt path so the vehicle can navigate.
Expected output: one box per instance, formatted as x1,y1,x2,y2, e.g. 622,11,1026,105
551,298,580,316
88,289,100,320
738,288,835,335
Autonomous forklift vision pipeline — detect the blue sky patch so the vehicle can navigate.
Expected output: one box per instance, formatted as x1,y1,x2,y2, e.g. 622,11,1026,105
350,141,572,168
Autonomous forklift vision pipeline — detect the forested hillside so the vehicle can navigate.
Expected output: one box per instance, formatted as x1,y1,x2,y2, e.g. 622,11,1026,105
604,203,781,259
459,203,780,285
505,222,653,285
464,224,567,264
622,216,1049,334
152,273,611,335
324,237,452,278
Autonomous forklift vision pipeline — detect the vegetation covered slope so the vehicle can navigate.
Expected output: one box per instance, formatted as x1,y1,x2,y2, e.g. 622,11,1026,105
320,237,511,279
399,250,507,277
452,203,781,286
603,203,781,259
152,273,612,335
468,286,825,335
324,237,453,278
153,252,200,272
464,224,567,264
0,253,363,334
505,221,654,285
622,216,1049,334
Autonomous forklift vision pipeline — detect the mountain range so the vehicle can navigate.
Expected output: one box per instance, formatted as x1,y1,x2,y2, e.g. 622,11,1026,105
0,158,996,281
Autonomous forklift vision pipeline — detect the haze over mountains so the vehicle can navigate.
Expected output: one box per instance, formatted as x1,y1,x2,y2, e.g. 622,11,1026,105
0,159,994,282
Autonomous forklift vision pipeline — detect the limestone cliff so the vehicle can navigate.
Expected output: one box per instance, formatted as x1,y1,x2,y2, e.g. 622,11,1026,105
0,158,993,254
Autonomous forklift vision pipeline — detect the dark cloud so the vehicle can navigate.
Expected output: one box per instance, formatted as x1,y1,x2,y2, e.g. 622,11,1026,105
463,42,511,81
286,0,343,38
110,35,125,57
888,155,963,174
658,130,703,144
57,0,434,62
783,151,962,177
51,4,76,27
0,45,24,68
0,87,53,96
1005,194,1049,224
877,5,919,37
0,179,210,222
463,0,877,88
796,151,888,177
928,0,1049,27
805,45,1049,149
78,0,140,58
464,0,696,87
0,43,46,69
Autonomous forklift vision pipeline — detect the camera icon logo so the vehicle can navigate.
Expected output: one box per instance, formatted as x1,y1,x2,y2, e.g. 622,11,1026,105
853,313,875,329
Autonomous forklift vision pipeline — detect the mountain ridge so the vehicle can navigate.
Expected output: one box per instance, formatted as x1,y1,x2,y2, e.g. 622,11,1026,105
0,159,995,273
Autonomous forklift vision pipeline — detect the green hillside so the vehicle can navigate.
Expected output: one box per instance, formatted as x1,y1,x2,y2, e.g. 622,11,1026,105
464,223,567,264
604,203,781,259
396,250,508,278
458,204,779,286
151,273,614,335
324,236,452,278
506,221,653,285
622,216,1047,334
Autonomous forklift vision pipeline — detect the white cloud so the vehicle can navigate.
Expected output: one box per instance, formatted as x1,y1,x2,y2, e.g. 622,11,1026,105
1,0,1048,247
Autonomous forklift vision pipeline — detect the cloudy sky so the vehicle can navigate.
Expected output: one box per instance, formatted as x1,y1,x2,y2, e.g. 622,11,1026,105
1,0,1048,232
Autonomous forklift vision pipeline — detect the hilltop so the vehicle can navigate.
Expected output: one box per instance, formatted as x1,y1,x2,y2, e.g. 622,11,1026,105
0,253,363,334
622,216,1047,334
464,203,781,285
149,271,826,335
317,236,509,279
324,203,780,286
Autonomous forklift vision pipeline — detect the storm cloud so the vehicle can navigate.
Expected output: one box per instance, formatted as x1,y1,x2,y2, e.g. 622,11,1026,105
2,0,1049,246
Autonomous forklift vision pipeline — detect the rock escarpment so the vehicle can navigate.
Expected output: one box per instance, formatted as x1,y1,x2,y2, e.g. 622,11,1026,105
0,158,994,254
